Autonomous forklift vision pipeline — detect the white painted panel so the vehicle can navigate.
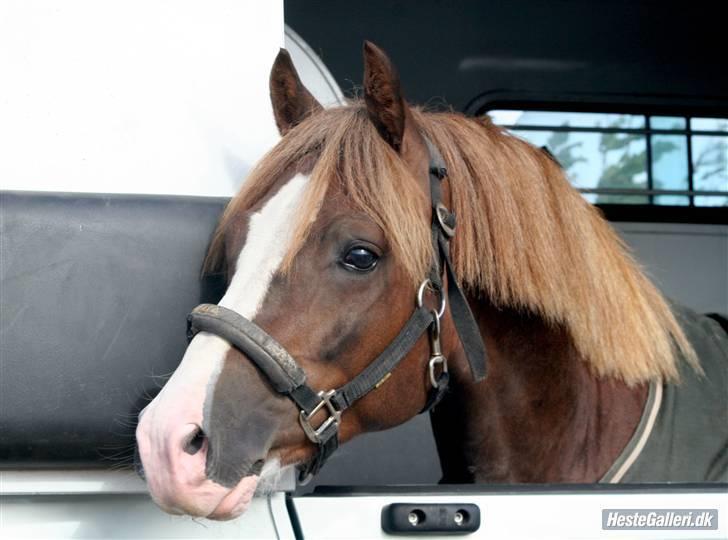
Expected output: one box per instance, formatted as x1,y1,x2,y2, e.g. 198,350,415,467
293,490,728,540
0,1,284,197
0,492,295,539
0,469,295,495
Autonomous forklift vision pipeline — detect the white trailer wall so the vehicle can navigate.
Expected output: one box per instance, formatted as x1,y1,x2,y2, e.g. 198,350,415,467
0,0,284,197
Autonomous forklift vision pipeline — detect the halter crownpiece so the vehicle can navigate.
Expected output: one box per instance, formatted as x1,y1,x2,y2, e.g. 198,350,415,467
186,135,488,483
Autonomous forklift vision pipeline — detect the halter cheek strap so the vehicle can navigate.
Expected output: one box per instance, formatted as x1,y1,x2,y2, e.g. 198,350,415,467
424,137,488,382
186,136,487,483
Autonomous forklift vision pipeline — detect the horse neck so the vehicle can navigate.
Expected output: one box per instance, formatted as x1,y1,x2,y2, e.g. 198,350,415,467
432,299,648,483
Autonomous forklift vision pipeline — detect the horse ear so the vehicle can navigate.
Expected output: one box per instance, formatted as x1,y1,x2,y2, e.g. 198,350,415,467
363,41,406,152
269,49,323,135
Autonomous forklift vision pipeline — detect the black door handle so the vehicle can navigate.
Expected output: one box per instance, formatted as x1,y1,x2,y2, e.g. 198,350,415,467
381,503,481,534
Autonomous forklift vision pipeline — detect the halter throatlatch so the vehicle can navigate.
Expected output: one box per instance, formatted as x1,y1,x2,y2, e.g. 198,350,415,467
186,136,488,483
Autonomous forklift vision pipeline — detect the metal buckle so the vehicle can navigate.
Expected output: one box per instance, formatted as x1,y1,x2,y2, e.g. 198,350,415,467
427,309,449,388
298,389,341,444
429,354,448,388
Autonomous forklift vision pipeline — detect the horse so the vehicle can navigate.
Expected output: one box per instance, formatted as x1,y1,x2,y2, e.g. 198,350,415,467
135,41,728,520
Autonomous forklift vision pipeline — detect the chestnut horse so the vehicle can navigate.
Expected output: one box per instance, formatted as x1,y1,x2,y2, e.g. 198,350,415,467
135,42,728,520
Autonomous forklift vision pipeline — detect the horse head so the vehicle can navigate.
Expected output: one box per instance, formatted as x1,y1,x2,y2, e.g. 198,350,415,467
135,42,483,520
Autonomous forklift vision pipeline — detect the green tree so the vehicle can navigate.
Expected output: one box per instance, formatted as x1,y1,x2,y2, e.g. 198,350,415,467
596,118,678,204
693,138,728,206
546,128,586,173
596,117,646,204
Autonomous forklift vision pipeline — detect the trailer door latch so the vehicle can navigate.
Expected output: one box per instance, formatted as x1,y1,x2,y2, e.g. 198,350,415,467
381,502,481,534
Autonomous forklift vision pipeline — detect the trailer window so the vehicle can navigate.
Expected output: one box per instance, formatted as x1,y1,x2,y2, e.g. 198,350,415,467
487,111,728,207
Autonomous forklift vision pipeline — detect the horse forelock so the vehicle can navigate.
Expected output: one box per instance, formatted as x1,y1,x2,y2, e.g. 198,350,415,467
204,104,432,288
205,102,698,385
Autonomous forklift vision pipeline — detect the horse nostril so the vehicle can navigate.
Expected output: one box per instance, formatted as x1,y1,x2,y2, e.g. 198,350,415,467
251,459,265,476
183,425,207,456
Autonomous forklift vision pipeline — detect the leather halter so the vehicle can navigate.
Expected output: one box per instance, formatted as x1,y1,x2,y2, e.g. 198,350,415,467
186,137,488,483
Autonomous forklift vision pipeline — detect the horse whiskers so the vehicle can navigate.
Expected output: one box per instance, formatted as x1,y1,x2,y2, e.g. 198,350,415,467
101,440,137,449
146,370,175,379
112,417,139,429
114,411,143,419
146,372,173,390
107,462,135,472
97,450,135,463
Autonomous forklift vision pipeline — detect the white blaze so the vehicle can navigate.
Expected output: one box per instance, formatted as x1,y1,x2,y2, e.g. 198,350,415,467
144,173,309,423
219,173,310,317
136,173,308,515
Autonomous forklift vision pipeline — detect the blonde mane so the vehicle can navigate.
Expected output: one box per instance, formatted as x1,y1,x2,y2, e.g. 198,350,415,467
207,102,698,385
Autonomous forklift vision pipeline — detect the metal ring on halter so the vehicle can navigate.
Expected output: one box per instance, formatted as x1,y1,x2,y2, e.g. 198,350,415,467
427,308,447,388
417,279,446,320
429,355,448,388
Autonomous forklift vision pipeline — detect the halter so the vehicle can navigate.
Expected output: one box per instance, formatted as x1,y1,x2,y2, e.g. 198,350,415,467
186,137,488,483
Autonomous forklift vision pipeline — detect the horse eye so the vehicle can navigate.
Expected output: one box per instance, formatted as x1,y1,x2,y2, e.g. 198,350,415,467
342,247,379,272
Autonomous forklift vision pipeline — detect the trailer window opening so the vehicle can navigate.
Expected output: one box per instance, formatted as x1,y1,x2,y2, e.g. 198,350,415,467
486,111,728,208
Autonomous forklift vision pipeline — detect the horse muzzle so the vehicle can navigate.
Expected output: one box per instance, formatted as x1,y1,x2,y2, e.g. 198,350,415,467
135,405,261,520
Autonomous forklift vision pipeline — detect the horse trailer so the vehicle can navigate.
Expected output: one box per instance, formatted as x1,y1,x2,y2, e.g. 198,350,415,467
1,1,726,538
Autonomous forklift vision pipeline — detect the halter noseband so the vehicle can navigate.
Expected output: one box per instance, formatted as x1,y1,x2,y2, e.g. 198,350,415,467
186,137,487,483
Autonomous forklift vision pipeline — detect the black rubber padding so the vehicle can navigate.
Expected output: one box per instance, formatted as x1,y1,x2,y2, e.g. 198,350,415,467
0,191,227,466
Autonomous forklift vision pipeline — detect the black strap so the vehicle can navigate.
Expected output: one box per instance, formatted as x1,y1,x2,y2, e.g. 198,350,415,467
421,371,449,413
297,421,339,483
187,304,306,391
187,304,321,414
440,237,488,381
330,306,433,411
425,136,488,382
289,384,325,414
